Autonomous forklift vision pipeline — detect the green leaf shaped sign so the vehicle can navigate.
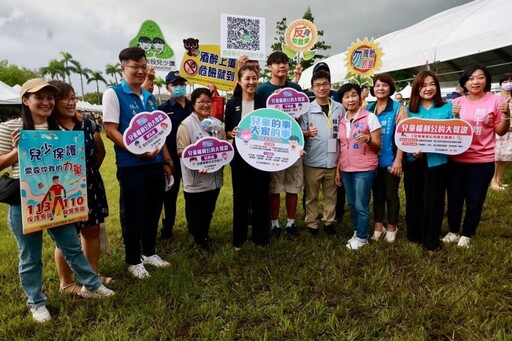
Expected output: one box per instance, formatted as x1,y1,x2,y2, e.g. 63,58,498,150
302,49,316,61
129,20,176,70
281,43,298,59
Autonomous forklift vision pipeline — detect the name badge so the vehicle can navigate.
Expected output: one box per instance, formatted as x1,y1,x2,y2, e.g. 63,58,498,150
327,138,337,152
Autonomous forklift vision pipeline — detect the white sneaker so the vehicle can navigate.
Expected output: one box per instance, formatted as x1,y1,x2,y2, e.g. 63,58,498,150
457,236,471,248
30,305,51,323
441,232,460,243
384,228,398,243
128,263,151,279
371,229,386,241
142,254,170,268
80,284,115,298
346,238,368,250
348,231,357,243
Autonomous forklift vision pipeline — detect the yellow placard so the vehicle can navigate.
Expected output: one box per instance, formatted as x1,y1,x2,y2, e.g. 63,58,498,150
345,37,383,76
179,44,238,91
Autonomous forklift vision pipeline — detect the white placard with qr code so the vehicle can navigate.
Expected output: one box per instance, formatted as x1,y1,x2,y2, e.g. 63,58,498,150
220,13,266,61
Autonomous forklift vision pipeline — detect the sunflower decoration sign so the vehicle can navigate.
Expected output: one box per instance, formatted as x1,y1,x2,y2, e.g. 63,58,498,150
344,37,383,86
281,19,318,62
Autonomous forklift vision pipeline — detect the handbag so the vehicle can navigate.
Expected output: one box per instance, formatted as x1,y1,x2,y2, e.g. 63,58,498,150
0,172,21,205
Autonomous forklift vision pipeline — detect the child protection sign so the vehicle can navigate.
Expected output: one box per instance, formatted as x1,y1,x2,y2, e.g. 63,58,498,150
395,118,473,155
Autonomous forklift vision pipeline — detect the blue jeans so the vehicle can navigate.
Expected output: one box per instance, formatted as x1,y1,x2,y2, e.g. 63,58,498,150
8,205,101,308
341,170,376,241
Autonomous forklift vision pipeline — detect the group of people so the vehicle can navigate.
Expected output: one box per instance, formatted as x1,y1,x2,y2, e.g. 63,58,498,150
1,45,511,323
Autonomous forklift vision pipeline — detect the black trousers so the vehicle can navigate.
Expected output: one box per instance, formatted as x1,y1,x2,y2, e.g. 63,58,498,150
447,161,494,237
184,188,220,246
336,185,346,221
404,159,448,250
117,164,165,265
231,161,270,247
161,163,182,234
373,167,401,225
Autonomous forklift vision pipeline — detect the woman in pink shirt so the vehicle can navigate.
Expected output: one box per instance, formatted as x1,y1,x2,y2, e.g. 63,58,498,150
443,64,510,248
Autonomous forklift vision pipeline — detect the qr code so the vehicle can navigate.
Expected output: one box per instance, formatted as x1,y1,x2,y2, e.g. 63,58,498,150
226,16,261,51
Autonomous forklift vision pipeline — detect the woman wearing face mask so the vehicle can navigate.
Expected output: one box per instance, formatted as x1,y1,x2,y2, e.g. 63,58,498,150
49,80,111,293
157,71,192,239
225,65,270,250
443,64,510,248
491,73,512,190
367,73,408,243
0,79,114,324
177,88,226,252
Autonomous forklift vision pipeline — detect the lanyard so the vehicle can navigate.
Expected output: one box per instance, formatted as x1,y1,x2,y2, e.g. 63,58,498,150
321,99,333,131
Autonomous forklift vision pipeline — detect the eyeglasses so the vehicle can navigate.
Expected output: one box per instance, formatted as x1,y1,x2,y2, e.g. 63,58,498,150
60,97,78,103
125,64,148,72
312,82,331,89
196,100,212,106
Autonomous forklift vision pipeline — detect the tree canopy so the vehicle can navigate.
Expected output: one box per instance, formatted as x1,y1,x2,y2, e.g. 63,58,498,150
270,7,332,80
0,60,40,87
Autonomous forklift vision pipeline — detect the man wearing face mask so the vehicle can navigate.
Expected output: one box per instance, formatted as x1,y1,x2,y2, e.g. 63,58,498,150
158,71,193,239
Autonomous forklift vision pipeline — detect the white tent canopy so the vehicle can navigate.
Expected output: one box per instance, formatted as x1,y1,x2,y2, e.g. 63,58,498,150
0,81,102,112
0,80,20,105
299,0,512,89
76,101,102,112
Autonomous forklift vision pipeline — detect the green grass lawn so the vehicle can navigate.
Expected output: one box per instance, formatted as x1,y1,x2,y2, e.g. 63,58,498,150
1,132,512,340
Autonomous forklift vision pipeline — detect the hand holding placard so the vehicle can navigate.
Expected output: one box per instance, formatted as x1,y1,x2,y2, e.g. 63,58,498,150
452,104,461,118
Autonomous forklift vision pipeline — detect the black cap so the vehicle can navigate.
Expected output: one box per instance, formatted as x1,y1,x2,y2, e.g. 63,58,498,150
313,62,330,74
165,71,187,85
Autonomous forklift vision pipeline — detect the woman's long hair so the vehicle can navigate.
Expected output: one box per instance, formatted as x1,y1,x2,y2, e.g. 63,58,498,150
21,95,60,130
233,65,257,97
408,70,445,113
49,80,83,127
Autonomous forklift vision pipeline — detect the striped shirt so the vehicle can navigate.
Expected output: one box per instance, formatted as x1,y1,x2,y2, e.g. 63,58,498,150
0,118,48,178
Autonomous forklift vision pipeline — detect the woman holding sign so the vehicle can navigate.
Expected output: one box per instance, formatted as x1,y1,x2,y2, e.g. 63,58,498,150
49,80,111,293
444,64,510,248
225,65,270,249
336,83,381,250
0,79,113,323
177,88,226,252
367,73,408,243
404,71,452,252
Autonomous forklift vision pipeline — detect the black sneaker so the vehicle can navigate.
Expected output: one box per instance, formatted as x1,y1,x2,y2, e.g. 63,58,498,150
270,227,281,239
285,224,299,237
324,224,337,235
308,227,319,237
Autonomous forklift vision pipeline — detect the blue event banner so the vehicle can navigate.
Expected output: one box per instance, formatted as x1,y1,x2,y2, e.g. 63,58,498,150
18,130,88,234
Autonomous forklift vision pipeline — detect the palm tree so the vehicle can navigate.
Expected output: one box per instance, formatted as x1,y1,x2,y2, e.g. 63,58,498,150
105,63,122,84
40,59,66,80
87,70,107,103
69,60,91,100
153,76,165,104
60,51,74,84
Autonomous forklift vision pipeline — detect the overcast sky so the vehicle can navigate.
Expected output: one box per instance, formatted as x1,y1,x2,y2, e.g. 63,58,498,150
0,0,472,92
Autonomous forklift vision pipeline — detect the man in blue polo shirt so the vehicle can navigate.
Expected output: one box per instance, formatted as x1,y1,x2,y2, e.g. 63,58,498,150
158,71,193,239
103,47,173,279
